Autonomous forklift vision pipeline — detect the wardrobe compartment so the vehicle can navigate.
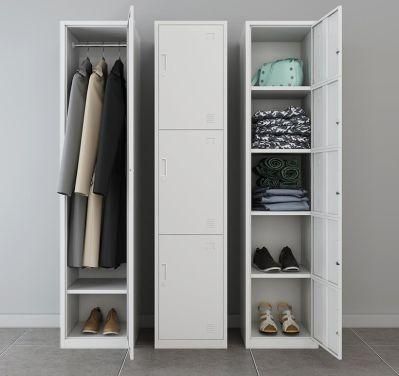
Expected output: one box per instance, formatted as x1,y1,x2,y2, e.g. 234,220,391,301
251,215,311,276
60,9,140,358
251,25,312,90
251,279,312,340
66,294,127,344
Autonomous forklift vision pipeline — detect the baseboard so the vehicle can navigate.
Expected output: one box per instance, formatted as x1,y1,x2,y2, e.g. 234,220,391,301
0,314,59,328
343,314,399,328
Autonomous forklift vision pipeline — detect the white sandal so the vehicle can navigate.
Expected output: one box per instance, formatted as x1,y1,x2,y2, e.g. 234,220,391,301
278,302,300,334
258,302,278,334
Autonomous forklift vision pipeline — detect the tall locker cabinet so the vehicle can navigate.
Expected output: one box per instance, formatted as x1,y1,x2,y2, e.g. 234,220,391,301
155,22,227,349
241,7,342,358
59,7,140,359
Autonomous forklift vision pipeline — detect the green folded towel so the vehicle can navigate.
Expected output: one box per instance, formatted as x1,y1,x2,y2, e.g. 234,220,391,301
254,156,302,189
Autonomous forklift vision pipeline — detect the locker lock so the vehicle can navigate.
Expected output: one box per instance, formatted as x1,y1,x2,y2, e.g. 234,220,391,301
336,191,340,195
336,261,340,266
336,50,340,55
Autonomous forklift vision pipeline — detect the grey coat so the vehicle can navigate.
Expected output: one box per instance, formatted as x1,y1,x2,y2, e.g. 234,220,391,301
57,58,92,196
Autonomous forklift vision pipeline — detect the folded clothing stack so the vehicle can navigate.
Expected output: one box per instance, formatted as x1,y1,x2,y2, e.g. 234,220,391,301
252,106,310,149
252,188,310,211
252,155,310,211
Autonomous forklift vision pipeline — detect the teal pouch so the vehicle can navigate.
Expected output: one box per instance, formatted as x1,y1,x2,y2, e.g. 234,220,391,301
252,58,304,86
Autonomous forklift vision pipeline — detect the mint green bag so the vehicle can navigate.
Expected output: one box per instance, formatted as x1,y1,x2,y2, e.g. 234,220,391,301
252,58,304,86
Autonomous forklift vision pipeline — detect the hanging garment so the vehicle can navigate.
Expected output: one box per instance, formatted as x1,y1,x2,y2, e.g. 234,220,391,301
74,59,108,196
93,60,127,268
82,182,103,267
254,156,303,189
57,58,92,196
67,194,88,267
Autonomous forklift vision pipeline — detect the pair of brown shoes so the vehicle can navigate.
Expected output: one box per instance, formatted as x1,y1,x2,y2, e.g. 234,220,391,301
82,307,120,335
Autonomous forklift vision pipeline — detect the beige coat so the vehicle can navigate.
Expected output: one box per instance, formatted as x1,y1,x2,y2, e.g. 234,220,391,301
74,59,107,196
82,182,103,267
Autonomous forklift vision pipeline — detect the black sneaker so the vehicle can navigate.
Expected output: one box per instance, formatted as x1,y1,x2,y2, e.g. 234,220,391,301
279,246,299,272
253,247,281,272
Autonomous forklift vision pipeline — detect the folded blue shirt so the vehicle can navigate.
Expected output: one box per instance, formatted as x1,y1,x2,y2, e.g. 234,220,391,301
253,195,309,204
253,201,310,211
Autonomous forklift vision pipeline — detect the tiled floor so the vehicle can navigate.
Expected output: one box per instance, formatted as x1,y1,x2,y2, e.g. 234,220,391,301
0,328,398,375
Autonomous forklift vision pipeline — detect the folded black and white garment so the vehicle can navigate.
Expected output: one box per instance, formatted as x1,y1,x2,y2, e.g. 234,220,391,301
252,116,311,136
252,106,306,123
252,134,310,149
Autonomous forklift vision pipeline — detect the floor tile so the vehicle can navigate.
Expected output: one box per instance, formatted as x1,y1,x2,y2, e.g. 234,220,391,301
14,328,59,347
354,328,399,346
343,328,363,347
122,348,256,376
0,329,26,354
252,342,396,376
0,345,125,376
372,346,399,373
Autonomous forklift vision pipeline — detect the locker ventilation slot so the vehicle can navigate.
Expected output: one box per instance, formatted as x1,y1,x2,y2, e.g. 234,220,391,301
206,113,216,125
206,218,216,230
206,323,217,334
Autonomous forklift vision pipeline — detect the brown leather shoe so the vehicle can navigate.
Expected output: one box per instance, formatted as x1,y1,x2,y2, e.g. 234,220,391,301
82,307,102,334
103,308,120,335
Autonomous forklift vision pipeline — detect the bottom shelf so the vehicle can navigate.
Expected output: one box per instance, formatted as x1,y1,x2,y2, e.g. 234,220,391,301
63,322,128,349
249,322,317,349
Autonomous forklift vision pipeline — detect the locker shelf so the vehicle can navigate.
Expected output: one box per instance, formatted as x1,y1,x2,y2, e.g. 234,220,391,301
249,322,317,349
64,322,128,349
251,211,311,216
67,278,127,294
251,86,311,99
251,149,311,154
251,266,310,279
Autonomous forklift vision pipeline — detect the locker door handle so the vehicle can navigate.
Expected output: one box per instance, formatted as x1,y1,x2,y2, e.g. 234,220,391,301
161,54,167,75
161,158,168,177
161,263,167,281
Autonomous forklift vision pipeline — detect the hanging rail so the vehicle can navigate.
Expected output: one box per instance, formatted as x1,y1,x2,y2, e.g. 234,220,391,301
72,42,127,48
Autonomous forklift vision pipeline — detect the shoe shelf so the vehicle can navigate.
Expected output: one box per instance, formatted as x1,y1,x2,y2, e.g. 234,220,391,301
65,322,127,349
249,322,316,349
251,148,311,154
251,86,311,99
67,278,127,295
251,266,310,279
251,211,311,216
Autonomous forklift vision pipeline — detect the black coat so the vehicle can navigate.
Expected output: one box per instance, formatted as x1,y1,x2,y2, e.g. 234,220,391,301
94,59,126,268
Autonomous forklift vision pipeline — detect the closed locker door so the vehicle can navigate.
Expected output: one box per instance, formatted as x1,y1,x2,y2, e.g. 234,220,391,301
157,24,224,130
158,235,224,340
158,130,223,234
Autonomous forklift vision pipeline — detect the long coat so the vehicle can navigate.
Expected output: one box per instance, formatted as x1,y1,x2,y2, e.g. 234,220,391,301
94,59,127,268
57,58,92,196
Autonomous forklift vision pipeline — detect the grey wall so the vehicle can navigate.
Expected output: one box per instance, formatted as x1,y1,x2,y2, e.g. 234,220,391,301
0,0,398,322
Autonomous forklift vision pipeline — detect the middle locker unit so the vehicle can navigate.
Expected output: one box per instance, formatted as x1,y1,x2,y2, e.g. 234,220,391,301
154,21,227,348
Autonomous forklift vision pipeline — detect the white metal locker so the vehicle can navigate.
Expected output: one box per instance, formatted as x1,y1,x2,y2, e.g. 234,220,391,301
158,130,224,234
157,24,225,130
59,6,140,360
158,235,224,341
155,21,227,349
241,6,342,359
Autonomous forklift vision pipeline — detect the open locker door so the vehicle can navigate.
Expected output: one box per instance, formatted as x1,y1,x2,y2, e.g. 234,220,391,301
127,5,138,360
311,6,342,359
